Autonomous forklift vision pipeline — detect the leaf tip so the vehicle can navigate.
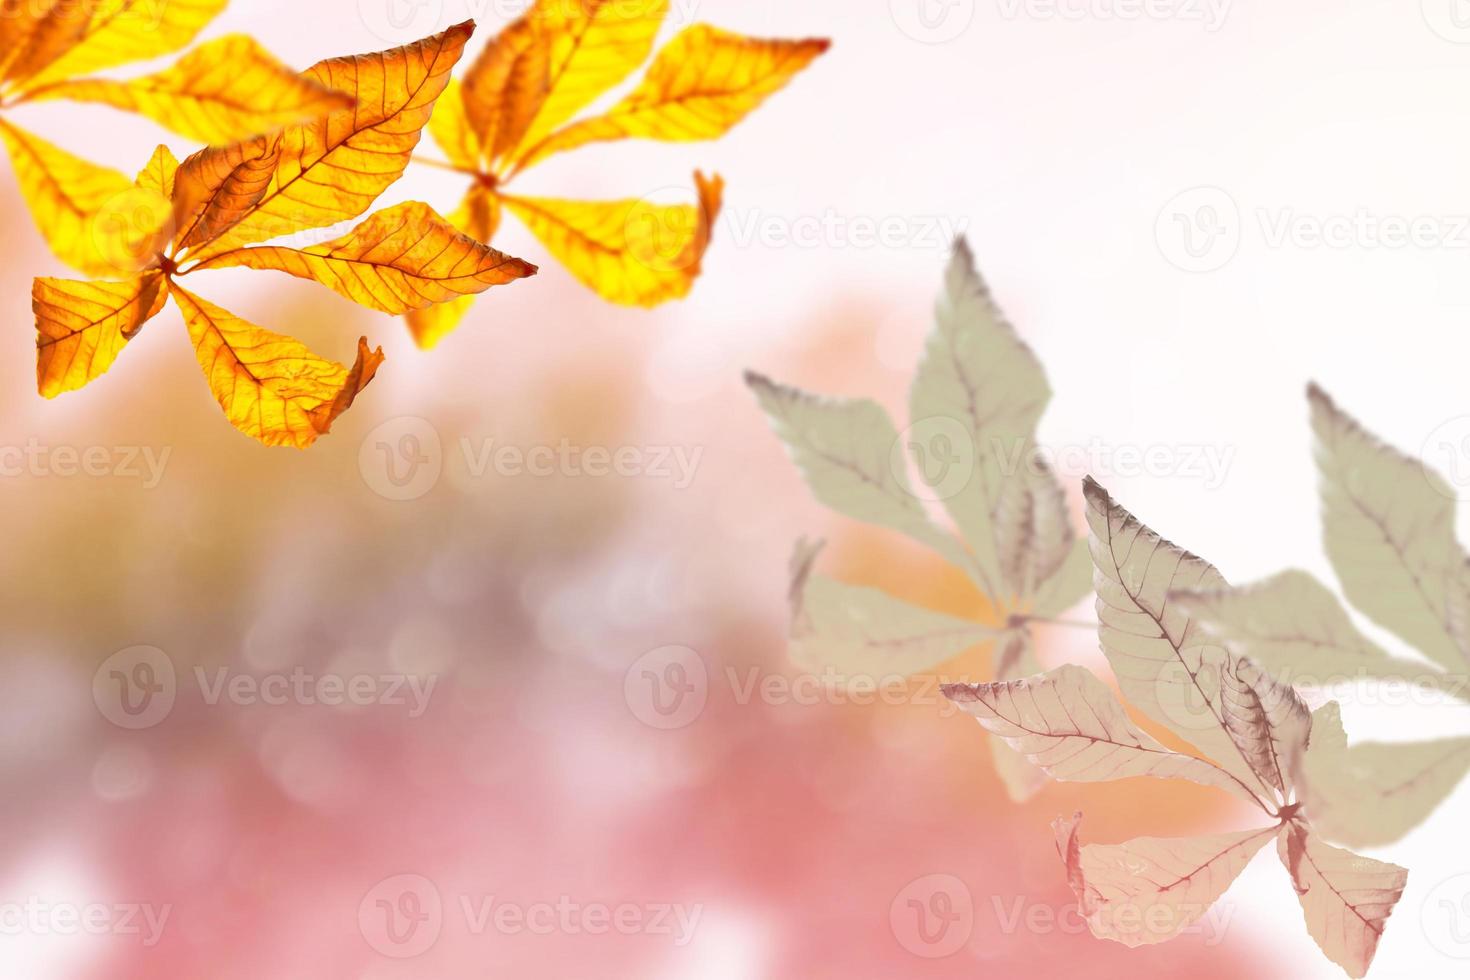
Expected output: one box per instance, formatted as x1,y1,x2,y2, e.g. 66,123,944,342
940,682,981,702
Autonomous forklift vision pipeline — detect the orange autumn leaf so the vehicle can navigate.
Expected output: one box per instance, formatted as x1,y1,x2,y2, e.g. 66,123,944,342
413,5,826,337
186,21,476,262
8,0,229,92
460,14,545,164
30,24,534,449
172,284,382,449
404,185,502,349
0,1,352,277
136,143,179,200
0,118,142,277
513,26,831,169
194,201,537,315
427,78,483,171
498,0,670,162
33,271,167,397
24,35,354,146
500,171,722,307
171,135,282,252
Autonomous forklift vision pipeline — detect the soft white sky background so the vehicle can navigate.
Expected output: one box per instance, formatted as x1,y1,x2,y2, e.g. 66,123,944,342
9,0,1470,976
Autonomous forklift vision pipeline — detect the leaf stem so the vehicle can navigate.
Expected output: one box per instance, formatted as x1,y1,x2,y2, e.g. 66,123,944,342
411,155,481,178
1013,615,1097,632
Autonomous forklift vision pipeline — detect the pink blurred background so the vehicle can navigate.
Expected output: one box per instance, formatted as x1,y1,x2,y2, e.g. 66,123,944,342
4,1,1470,977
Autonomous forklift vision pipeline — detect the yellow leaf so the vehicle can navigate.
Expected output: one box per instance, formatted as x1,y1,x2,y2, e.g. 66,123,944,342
0,118,147,277
17,0,229,92
26,35,355,145
460,15,546,164
426,78,482,170
0,0,93,89
498,0,670,164
501,170,722,306
135,144,178,200
171,283,383,449
403,185,502,349
33,272,167,397
172,135,282,253
194,200,536,315
516,26,830,169
186,22,475,261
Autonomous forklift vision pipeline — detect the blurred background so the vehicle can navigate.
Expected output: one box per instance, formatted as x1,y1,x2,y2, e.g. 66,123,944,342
3,0,1470,976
